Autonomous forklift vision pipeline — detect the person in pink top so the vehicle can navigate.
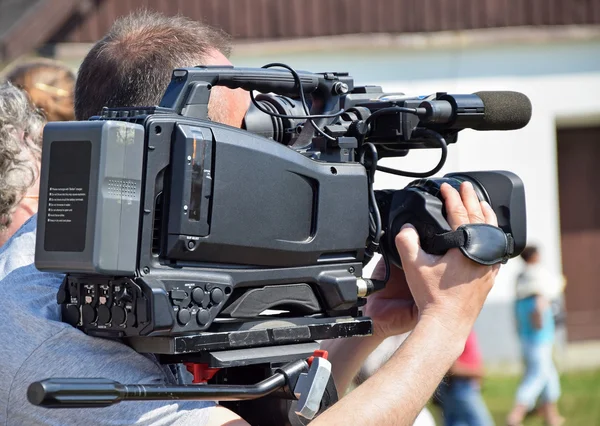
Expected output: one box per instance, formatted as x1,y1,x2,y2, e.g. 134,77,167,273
436,331,494,426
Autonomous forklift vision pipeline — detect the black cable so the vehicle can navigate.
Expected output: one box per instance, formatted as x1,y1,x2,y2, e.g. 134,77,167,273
249,93,343,120
376,129,448,178
369,249,390,294
358,144,390,294
260,63,337,141
258,63,346,119
360,143,382,262
249,90,344,120
363,106,421,129
250,63,346,141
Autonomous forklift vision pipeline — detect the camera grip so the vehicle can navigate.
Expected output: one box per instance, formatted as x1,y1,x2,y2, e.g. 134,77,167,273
217,69,319,95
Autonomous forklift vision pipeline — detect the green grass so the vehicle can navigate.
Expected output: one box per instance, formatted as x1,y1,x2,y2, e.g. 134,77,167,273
429,369,600,425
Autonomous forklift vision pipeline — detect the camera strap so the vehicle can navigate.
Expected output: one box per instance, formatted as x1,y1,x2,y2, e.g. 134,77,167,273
431,224,514,266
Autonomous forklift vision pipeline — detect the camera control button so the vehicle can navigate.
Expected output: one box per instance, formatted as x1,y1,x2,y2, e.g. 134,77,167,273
211,288,224,304
111,306,126,326
97,304,111,325
178,308,191,325
192,287,205,304
82,304,96,324
196,309,210,325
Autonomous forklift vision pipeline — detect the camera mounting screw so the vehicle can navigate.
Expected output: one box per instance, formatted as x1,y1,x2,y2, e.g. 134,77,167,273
333,82,349,95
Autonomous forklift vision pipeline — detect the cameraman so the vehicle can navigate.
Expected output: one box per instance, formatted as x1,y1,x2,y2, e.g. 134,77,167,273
0,11,500,426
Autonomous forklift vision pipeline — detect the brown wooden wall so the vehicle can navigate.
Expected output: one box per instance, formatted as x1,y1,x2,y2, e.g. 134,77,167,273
50,0,600,44
557,126,600,342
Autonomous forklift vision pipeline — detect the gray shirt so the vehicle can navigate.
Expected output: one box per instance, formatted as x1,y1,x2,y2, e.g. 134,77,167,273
0,216,213,425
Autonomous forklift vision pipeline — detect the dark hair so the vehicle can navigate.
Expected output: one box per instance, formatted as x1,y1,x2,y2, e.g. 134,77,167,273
4,58,75,121
520,246,539,263
74,10,232,120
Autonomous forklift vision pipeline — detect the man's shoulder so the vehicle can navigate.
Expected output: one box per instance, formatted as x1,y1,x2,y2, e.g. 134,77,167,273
0,217,216,425
3,310,216,425
0,216,65,342
0,214,67,385
0,215,38,277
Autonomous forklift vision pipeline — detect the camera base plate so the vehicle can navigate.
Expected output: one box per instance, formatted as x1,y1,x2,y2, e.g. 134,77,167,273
126,315,372,355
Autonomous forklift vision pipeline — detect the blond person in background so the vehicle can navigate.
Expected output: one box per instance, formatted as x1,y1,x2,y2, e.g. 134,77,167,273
3,58,75,122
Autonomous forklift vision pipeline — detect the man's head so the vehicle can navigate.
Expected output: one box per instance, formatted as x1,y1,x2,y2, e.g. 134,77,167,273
520,245,540,264
75,11,249,127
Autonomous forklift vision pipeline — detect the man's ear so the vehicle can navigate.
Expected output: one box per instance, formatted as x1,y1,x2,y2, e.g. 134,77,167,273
202,49,250,129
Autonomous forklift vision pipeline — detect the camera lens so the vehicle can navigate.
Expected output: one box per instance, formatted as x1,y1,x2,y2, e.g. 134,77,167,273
405,176,490,205
242,94,307,145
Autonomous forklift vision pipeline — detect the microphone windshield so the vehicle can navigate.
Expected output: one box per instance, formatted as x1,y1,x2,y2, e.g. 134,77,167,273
473,91,532,131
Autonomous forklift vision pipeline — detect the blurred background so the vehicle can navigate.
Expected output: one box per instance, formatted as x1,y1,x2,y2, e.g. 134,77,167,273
1,0,599,424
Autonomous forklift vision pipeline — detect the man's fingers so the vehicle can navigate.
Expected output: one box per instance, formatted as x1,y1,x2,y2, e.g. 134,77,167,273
440,183,470,230
480,201,498,227
395,224,421,264
460,182,485,224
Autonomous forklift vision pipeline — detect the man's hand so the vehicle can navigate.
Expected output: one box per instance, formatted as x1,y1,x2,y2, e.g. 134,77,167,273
313,181,503,426
395,181,500,338
364,181,499,340
321,261,416,394
363,260,418,339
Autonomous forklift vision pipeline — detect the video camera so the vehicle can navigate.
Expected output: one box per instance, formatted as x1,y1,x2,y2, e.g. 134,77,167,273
28,64,530,425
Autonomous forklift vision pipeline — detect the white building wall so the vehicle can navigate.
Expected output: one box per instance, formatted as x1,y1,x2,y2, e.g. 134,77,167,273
232,38,600,363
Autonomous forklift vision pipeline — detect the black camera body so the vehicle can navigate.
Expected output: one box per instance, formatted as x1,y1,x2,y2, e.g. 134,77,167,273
30,66,529,422
35,66,529,356
37,112,374,356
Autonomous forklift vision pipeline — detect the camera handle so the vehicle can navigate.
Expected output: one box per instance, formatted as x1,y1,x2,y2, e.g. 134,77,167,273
28,351,335,422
